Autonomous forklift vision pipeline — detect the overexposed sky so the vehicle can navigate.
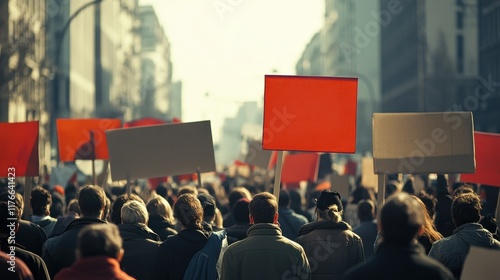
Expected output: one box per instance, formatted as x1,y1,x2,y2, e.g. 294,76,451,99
140,0,324,142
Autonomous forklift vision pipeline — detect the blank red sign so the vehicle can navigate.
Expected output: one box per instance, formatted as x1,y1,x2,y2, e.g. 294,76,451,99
57,119,122,162
0,121,39,177
281,153,319,184
262,75,358,153
461,132,500,187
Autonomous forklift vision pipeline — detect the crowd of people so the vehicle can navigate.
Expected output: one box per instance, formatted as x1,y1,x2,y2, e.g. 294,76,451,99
0,173,499,280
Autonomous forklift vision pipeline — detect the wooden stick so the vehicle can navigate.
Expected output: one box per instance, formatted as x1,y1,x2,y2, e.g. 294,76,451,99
196,167,202,189
273,151,285,205
495,189,500,229
377,174,385,211
126,174,131,196
92,159,96,186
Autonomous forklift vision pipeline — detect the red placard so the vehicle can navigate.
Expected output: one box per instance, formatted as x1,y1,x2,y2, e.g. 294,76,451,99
461,132,500,187
57,119,121,162
281,153,319,184
0,121,39,177
124,117,165,128
262,75,358,153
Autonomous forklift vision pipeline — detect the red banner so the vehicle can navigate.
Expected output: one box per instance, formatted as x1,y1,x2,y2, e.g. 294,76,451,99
281,153,319,184
0,121,39,177
57,119,121,162
461,132,500,187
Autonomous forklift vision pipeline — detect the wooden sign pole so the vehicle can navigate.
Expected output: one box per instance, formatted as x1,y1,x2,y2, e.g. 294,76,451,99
273,151,284,205
196,167,202,189
377,174,385,212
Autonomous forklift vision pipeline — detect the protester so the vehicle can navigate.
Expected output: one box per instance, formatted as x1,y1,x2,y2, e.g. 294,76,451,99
221,192,310,280
289,189,313,222
146,196,177,241
198,193,224,232
119,200,161,280
0,251,34,280
479,214,500,241
0,191,47,256
278,189,308,240
0,202,50,280
353,199,377,259
225,198,251,244
49,185,66,219
434,175,455,237
341,192,454,280
297,190,363,279
411,195,443,254
51,199,81,237
223,187,252,227
110,193,144,225
417,191,437,220
42,185,107,277
429,192,500,278
54,223,134,280
29,187,58,237
153,193,225,279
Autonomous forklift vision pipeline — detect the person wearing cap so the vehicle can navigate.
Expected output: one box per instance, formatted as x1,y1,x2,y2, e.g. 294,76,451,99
296,190,364,280
198,193,224,232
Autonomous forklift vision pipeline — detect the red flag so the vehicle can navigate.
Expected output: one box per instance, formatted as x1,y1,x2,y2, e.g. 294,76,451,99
57,119,121,162
262,75,358,153
0,121,39,177
124,117,165,128
281,153,320,184
461,132,500,187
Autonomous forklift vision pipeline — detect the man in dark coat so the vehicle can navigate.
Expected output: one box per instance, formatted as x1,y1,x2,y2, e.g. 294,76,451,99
42,185,107,277
118,200,161,280
341,192,454,280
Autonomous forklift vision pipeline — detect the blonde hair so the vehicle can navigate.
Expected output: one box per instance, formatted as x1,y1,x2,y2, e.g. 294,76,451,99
121,200,149,224
317,204,343,223
411,195,443,243
146,196,175,225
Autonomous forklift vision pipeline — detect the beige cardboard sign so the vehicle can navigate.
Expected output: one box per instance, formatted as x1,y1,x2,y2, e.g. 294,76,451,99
245,140,272,169
330,174,352,199
361,157,378,189
373,112,475,174
107,121,216,181
461,246,500,280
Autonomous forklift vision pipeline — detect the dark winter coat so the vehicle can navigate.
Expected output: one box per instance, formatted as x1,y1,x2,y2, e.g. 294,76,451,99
147,215,177,241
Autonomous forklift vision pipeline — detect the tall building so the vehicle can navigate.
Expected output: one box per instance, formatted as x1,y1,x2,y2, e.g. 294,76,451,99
168,81,183,120
296,0,381,154
380,0,478,113
476,0,500,132
138,5,172,119
0,0,51,169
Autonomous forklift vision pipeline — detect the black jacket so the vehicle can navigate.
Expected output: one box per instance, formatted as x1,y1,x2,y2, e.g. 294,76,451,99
42,217,107,278
16,219,47,256
153,228,209,280
119,223,161,280
0,240,50,280
341,242,454,280
148,215,177,241
225,224,251,244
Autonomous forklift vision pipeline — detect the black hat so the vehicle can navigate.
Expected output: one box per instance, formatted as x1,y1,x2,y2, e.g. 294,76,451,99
316,190,343,212
198,193,216,217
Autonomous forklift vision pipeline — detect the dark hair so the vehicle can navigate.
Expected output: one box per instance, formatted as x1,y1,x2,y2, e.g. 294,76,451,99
30,187,52,216
479,214,499,235
380,192,424,245
452,193,482,227
228,187,251,210
77,186,106,218
402,179,415,195
233,198,250,224
110,194,143,224
249,192,277,224
177,186,198,196
174,194,203,229
452,186,475,199
67,199,81,214
417,191,437,219
279,189,290,208
77,224,122,259
357,199,375,222
197,193,216,219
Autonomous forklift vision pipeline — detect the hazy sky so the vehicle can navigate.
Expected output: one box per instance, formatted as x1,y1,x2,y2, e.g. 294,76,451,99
139,0,324,142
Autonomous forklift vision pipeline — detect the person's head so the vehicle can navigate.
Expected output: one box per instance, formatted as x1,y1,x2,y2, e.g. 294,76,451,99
177,185,198,196
121,200,148,225
197,193,216,222
452,193,482,227
77,185,106,219
410,195,443,243
76,224,124,261
380,192,424,246
452,186,475,199
357,199,375,222
0,201,20,238
315,190,343,222
30,187,52,216
249,192,278,224
479,214,499,235
146,196,175,224
233,198,250,224
110,194,144,224
288,189,303,209
228,187,252,210
0,191,24,217
174,193,203,230
278,189,291,208
67,199,81,215
417,191,437,219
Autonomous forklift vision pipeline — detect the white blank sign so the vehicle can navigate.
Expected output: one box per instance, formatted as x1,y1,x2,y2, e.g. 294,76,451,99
107,121,216,181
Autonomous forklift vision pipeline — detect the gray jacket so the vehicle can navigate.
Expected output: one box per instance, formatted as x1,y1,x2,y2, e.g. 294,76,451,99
429,223,500,278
